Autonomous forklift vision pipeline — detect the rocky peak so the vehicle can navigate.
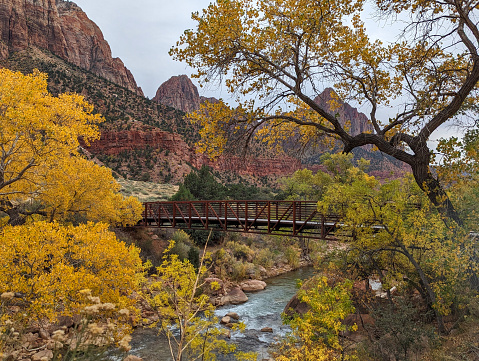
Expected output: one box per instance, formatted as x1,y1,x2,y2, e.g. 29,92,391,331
152,75,201,112
0,0,143,96
314,88,373,135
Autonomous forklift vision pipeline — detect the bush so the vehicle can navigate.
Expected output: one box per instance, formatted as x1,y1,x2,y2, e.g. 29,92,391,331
254,248,274,268
365,298,437,361
187,246,200,270
231,261,246,281
0,221,143,322
169,241,190,261
171,229,193,246
284,245,300,268
226,241,254,261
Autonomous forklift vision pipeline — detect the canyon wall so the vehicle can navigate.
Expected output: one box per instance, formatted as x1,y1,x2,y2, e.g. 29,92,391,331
85,129,301,177
0,0,143,95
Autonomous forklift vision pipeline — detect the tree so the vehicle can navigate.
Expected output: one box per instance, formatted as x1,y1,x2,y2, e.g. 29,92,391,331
0,68,142,226
171,0,479,225
276,276,357,361
280,153,369,200
317,171,475,333
148,241,255,361
0,221,143,322
183,165,226,200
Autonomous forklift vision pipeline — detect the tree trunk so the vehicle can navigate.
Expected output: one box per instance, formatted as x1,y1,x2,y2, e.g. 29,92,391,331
411,159,462,226
400,245,447,334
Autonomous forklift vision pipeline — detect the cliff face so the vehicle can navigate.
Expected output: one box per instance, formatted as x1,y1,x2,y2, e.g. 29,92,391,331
85,129,301,178
314,88,373,136
0,0,143,95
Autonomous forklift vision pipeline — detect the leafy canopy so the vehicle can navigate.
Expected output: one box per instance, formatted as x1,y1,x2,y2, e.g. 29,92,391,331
172,0,479,223
0,68,142,226
0,221,143,322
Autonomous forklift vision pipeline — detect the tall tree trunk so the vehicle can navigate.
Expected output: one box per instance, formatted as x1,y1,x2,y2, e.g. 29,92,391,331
411,159,463,226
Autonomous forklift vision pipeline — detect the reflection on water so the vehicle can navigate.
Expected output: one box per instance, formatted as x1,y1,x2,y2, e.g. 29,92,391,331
126,266,316,361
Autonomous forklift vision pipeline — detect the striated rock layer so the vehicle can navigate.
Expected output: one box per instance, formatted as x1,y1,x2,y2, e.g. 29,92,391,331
84,129,301,177
0,0,142,95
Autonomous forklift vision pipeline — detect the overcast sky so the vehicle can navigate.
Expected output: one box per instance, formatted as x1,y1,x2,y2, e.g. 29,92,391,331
73,0,398,99
74,0,230,99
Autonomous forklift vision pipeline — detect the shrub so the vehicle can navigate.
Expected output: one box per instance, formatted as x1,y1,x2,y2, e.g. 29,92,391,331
254,248,274,268
226,241,254,262
187,246,200,270
0,221,143,322
169,241,190,261
171,229,193,246
231,261,246,281
284,245,300,268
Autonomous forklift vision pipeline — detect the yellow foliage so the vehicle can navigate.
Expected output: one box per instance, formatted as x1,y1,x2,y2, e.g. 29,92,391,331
0,221,143,322
40,157,143,225
276,277,357,361
0,68,142,226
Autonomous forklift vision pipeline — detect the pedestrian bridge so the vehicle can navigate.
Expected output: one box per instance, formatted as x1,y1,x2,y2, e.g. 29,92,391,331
141,200,340,240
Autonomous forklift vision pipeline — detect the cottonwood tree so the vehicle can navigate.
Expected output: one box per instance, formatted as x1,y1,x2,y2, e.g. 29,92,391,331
0,68,142,226
171,0,479,225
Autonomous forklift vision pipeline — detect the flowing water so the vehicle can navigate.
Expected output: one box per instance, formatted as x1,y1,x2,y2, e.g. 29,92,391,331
126,266,316,361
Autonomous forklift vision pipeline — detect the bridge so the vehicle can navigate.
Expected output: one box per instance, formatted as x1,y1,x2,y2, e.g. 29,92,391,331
141,200,340,240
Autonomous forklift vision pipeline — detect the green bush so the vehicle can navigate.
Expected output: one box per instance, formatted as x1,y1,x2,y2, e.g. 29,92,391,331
284,245,300,268
226,241,254,261
169,241,190,261
187,246,200,270
254,248,274,268
171,230,192,246
231,261,246,281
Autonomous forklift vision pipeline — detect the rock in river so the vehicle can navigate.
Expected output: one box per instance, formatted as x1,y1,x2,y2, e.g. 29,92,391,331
240,280,267,292
220,286,248,305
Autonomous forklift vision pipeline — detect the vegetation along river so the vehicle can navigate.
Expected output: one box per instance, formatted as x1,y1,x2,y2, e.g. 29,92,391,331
127,266,316,360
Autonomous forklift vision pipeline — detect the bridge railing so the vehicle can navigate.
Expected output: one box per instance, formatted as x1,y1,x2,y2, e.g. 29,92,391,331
142,200,340,239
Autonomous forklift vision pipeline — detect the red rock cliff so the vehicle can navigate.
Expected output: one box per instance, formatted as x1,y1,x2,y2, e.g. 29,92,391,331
314,88,373,136
0,0,143,95
153,75,200,112
85,129,301,177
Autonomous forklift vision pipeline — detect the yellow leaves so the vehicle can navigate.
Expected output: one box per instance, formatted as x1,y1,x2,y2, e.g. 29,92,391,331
0,221,143,322
278,276,357,361
0,68,140,226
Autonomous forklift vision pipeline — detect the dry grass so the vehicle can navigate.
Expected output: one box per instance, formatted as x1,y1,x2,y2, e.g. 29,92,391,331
118,179,179,202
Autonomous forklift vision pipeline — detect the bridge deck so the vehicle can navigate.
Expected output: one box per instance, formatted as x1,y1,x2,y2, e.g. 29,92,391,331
141,200,341,239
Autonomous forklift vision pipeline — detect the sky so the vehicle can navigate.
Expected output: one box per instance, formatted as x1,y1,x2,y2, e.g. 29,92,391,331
73,0,398,99
74,0,223,99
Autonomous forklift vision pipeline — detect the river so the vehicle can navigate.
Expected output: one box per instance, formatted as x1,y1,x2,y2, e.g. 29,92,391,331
126,266,316,361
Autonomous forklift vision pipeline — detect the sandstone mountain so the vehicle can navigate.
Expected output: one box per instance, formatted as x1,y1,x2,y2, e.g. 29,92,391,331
314,88,374,136
153,75,201,112
0,0,142,95
152,74,220,113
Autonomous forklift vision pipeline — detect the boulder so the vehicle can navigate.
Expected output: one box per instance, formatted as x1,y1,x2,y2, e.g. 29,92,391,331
124,356,143,361
225,312,240,320
32,349,53,361
240,280,267,292
283,294,310,317
203,278,225,296
220,316,231,324
220,287,248,305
